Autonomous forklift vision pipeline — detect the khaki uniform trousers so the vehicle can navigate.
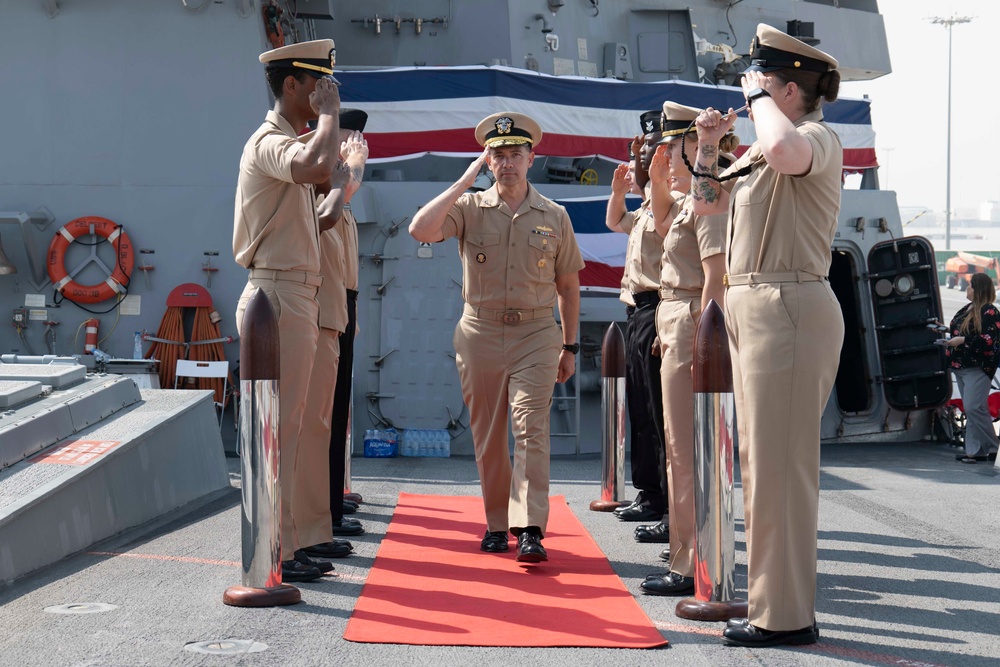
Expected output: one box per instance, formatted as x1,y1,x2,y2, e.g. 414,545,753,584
725,281,843,630
453,312,561,534
236,278,320,561
295,326,340,549
655,297,700,577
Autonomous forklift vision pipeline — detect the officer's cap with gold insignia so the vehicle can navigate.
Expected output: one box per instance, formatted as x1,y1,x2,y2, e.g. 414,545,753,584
260,39,337,79
639,110,662,136
746,23,838,74
654,102,701,145
476,112,542,149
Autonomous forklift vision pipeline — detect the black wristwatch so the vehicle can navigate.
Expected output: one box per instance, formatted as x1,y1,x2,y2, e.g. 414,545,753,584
746,87,771,106
562,343,580,354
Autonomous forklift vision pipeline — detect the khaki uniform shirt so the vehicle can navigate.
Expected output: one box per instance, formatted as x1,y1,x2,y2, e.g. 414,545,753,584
337,207,359,291
722,110,842,276
660,194,726,291
617,199,660,305
439,184,585,311
233,110,321,273
317,214,349,333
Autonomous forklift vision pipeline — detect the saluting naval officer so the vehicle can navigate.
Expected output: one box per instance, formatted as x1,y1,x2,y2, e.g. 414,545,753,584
692,24,845,646
605,112,669,532
409,112,585,562
292,108,370,572
639,102,729,596
233,39,343,583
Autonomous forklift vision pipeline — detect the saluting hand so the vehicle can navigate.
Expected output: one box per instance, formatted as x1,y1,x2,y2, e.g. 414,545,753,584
459,148,489,190
341,130,369,161
611,163,630,196
649,145,670,185
695,107,737,146
310,77,341,116
630,135,643,163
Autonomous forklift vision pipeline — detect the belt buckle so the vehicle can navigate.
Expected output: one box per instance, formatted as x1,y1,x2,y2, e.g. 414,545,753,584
501,311,522,325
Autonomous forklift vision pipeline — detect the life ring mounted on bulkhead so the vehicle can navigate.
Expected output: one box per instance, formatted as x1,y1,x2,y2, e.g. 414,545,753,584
47,216,134,304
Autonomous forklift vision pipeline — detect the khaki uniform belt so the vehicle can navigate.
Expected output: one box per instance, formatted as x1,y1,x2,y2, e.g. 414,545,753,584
724,271,826,287
249,268,323,287
464,303,553,325
658,287,702,301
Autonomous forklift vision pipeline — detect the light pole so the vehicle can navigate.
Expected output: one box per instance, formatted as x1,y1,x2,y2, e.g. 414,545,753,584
880,147,893,190
930,15,972,250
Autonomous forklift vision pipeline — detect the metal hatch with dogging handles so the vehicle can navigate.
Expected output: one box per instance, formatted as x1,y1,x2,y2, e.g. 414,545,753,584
867,236,951,410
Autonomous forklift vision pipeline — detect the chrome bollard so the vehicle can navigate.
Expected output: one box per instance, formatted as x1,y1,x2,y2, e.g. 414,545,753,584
590,322,629,512
343,379,363,504
676,300,747,621
223,288,300,607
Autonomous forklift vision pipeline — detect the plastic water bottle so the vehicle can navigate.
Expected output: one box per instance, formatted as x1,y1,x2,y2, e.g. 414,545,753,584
133,332,143,359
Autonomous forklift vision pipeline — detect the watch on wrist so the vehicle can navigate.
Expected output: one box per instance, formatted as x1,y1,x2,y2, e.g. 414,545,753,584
746,87,771,106
562,343,580,354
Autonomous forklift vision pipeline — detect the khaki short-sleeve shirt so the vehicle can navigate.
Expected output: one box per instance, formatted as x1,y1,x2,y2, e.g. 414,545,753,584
722,110,842,277
317,212,349,333
439,184,585,311
233,111,321,273
659,194,726,292
337,207,359,291
617,201,661,304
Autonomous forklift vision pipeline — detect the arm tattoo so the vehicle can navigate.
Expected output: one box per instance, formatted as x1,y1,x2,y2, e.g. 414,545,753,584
350,163,364,186
691,144,721,203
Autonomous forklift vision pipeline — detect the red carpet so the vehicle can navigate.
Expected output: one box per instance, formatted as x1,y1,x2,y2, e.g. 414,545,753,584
344,493,668,648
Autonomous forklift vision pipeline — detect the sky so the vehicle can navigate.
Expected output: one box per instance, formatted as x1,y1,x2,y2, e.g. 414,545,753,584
839,0,999,218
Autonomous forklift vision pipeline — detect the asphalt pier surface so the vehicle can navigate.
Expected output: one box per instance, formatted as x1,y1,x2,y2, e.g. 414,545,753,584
0,440,997,667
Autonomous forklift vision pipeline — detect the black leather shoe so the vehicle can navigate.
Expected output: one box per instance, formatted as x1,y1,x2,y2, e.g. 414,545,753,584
615,504,664,522
342,501,357,514
722,622,818,647
302,541,353,559
331,519,364,536
515,531,548,563
281,559,322,582
639,571,694,596
658,548,670,561
480,531,509,553
293,550,335,574
726,618,820,639
635,521,670,543
613,494,643,516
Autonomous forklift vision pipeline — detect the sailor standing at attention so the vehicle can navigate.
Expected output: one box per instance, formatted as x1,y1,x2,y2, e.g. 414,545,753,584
233,39,344,583
692,23,844,646
605,113,669,535
409,112,584,562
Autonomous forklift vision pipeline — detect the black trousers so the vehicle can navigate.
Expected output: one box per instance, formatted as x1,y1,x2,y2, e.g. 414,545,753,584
624,294,668,512
328,289,358,523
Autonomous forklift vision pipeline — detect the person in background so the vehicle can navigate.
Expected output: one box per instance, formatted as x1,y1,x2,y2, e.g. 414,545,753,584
692,23,845,646
945,272,1000,464
409,112,584,562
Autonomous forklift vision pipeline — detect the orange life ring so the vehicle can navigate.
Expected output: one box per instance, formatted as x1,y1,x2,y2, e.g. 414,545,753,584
47,216,134,304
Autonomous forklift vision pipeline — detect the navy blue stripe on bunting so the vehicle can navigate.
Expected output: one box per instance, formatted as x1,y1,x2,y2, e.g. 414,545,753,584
556,196,643,235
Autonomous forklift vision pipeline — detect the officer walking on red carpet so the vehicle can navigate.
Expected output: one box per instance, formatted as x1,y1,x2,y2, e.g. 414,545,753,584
409,112,585,562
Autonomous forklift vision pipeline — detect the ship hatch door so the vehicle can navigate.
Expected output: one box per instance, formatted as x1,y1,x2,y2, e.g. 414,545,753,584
866,237,951,410
829,249,871,413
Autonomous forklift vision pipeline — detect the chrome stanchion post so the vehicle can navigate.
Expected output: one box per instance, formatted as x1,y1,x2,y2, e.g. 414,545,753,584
676,300,746,620
343,378,362,504
223,288,300,607
590,322,629,511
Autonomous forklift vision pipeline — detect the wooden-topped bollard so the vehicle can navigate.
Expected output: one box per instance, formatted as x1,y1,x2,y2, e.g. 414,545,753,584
223,288,300,607
676,300,747,621
590,322,629,511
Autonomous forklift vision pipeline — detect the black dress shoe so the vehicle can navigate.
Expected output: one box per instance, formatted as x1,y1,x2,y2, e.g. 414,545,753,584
635,521,670,543
615,504,664,522
331,519,365,536
722,622,818,647
515,531,548,563
726,618,820,639
281,559,322,582
293,550,335,574
658,548,670,561
302,541,353,559
480,530,509,553
639,571,694,596
342,501,357,514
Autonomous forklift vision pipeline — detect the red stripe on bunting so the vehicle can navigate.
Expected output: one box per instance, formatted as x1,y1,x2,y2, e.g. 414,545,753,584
580,261,625,291
365,130,877,169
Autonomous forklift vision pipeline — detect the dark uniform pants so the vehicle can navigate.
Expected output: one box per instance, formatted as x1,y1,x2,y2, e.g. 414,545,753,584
625,294,668,513
328,289,358,523
726,281,843,630
453,312,561,534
